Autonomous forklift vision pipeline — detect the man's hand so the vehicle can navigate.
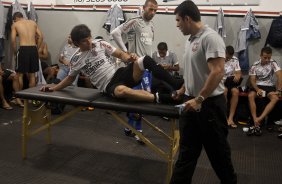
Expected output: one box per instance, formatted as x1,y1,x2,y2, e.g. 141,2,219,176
183,98,201,112
40,86,54,92
233,75,241,83
127,53,138,62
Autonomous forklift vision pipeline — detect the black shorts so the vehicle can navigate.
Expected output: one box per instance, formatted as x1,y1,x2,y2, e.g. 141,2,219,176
16,46,39,73
224,76,243,89
105,63,140,96
250,85,276,95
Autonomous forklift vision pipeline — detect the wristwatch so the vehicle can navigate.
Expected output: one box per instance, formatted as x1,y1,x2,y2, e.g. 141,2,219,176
195,95,205,104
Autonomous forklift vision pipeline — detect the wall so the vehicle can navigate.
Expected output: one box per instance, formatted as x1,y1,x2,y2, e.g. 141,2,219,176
2,0,282,73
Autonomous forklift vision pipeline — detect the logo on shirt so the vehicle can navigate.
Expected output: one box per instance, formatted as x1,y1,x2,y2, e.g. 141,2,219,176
192,42,199,52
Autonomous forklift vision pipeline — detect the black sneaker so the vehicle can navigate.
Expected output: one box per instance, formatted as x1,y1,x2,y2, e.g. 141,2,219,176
246,126,255,136
278,133,282,139
254,126,262,136
124,128,135,137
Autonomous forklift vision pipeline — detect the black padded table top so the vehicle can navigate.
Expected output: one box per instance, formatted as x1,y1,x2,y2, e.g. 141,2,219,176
16,86,180,118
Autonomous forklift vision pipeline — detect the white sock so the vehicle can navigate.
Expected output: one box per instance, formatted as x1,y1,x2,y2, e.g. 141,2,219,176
137,56,145,71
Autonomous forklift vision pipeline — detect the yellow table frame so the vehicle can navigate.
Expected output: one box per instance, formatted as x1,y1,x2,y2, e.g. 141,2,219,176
21,99,179,184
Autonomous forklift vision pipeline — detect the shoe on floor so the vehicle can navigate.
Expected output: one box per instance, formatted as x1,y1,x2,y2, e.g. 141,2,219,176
278,133,282,139
134,135,145,145
254,126,262,136
124,128,135,137
274,120,282,126
246,126,255,136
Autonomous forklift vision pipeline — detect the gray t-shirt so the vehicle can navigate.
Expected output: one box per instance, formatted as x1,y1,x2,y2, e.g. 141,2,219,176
69,39,117,92
119,16,154,57
152,50,178,75
183,26,226,97
249,59,281,86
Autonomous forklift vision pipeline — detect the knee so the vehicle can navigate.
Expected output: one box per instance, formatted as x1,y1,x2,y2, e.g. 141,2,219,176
231,88,239,96
114,85,130,98
248,91,256,100
269,94,279,102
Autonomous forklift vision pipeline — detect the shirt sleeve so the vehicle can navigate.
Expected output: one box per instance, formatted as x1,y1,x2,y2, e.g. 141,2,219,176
69,53,82,77
172,52,179,65
99,40,117,56
249,64,256,76
204,33,226,61
272,60,281,73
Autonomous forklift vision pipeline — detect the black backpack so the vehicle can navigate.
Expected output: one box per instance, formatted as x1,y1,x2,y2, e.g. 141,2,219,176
265,16,282,48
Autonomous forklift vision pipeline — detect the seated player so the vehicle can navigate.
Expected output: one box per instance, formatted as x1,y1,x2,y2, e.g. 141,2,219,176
0,67,24,109
223,46,242,128
248,47,282,136
41,24,183,103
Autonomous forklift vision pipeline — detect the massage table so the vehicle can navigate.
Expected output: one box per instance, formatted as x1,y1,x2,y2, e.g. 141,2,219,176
16,85,180,183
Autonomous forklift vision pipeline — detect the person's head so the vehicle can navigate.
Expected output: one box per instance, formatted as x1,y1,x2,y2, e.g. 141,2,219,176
260,46,272,65
226,46,234,62
174,0,201,36
157,42,168,58
12,12,23,22
143,0,158,21
95,36,104,40
70,24,92,51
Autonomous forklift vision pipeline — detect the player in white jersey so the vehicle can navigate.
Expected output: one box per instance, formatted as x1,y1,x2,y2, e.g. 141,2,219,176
248,47,282,135
170,1,237,183
111,0,158,57
41,24,183,104
223,46,242,128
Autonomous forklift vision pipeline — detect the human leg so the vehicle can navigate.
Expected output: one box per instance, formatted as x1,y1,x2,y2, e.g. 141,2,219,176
135,56,183,90
27,73,36,88
228,88,239,127
170,97,203,183
114,85,155,102
202,95,237,184
257,92,279,125
8,73,23,106
0,76,12,110
248,91,259,126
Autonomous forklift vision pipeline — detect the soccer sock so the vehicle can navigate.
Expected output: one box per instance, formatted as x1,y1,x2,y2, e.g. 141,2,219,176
140,56,183,90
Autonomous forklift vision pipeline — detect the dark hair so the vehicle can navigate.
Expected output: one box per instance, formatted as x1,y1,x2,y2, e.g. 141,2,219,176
226,45,234,55
95,36,104,40
70,24,91,46
260,46,272,55
174,0,201,22
12,12,23,20
144,0,158,6
157,42,168,50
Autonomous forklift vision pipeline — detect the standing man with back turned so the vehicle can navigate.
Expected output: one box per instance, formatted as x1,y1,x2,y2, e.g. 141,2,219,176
11,12,43,90
170,1,237,184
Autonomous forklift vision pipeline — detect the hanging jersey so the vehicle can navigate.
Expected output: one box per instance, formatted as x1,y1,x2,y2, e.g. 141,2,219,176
119,16,154,57
224,56,241,79
69,39,117,92
249,59,281,86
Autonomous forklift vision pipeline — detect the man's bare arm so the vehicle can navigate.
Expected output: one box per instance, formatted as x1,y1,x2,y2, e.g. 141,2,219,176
198,57,225,99
11,24,17,55
36,25,43,48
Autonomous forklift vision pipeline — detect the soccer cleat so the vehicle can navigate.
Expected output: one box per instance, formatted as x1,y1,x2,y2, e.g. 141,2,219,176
124,128,135,137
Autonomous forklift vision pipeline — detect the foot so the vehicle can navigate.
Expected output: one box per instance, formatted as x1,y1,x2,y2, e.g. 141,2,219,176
254,126,262,136
278,133,282,139
227,119,237,128
2,104,13,110
16,98,24,108
134,134,145,145
124,128,135,137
